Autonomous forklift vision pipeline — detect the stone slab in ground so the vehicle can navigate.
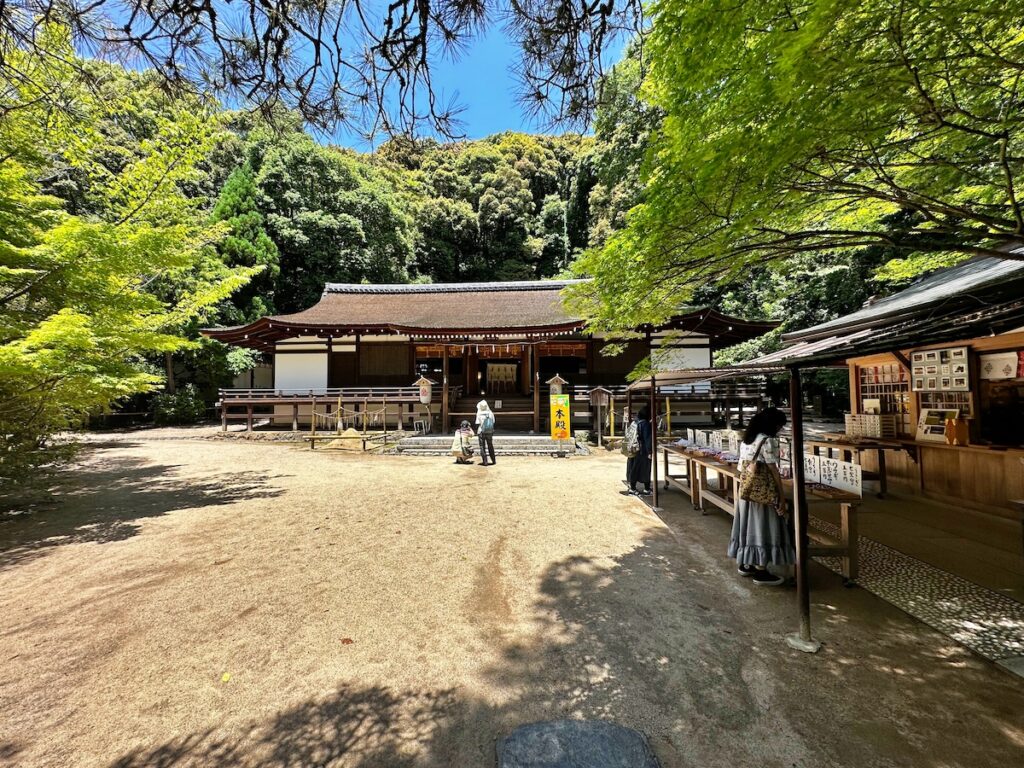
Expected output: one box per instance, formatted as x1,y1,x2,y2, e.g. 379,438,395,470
497,720,660,768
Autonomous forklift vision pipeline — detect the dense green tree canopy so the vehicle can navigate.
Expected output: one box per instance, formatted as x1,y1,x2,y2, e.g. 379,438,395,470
574,0,1024,333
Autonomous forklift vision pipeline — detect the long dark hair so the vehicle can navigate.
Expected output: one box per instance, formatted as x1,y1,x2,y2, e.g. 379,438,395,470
636,406,650,421
742,407,787,444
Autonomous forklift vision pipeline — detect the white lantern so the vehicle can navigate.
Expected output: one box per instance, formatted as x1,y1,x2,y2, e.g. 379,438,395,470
414,376,434,404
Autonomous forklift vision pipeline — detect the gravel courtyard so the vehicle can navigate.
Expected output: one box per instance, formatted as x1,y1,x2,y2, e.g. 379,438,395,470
1,434,1022,767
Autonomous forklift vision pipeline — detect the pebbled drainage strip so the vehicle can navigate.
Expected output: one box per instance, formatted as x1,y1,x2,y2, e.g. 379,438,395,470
498,720,660,768
811,519,1024,676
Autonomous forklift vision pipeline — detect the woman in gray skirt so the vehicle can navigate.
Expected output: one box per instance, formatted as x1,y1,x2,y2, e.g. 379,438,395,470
728,407,794,586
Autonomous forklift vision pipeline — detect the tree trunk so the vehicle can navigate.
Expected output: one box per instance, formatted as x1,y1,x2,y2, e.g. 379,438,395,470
165,352,176,393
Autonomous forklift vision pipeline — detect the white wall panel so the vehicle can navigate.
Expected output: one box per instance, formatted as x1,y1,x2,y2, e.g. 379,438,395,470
651,346,711,370
274,353,328,390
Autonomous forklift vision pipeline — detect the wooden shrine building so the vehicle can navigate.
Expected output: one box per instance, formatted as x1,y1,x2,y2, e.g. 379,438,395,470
203,280,775,433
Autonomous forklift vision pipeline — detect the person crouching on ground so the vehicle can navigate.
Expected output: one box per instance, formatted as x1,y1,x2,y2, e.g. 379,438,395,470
627,406,653,496
728,407,795,586
451,420,476,464
475,400,497,466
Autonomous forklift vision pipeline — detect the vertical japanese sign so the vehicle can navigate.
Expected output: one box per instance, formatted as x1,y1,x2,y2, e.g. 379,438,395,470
550,394,571,440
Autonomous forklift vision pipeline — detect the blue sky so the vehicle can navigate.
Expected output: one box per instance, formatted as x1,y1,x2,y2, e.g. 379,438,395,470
334,26,625,149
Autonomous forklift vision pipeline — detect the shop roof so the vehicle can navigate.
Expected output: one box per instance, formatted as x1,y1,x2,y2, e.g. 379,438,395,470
782,252,1024,343
631,251,1024,388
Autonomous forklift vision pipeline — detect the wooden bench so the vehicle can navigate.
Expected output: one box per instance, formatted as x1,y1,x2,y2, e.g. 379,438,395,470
305,434,369,451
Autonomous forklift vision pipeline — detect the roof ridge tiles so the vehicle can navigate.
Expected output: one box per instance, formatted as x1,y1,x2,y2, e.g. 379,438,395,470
322,279,589,295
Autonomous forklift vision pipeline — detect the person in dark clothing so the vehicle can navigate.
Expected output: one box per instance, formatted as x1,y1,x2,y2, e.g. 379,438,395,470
628,406,653,496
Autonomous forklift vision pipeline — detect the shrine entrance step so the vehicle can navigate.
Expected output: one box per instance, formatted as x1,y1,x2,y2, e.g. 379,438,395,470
390,435,583,457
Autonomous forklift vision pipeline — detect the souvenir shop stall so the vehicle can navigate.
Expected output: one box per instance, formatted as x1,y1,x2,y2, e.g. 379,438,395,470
628,252,1024,652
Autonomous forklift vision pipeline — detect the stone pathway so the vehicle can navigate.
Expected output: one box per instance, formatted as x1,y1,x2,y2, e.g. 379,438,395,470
812,519,1024,674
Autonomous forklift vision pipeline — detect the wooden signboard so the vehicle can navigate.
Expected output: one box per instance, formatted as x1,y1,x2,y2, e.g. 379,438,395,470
549,395,570,440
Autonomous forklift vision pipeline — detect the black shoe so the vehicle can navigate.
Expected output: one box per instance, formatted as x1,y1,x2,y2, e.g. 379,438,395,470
737,564,756,577
638,488,652,497
752,570,785,586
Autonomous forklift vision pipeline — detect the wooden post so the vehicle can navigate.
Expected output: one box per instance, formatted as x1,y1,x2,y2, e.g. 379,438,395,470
336,393,342,435
787,366,821,653
609,396,615,438
221,402,227,432
665,396,672,435
362,398,368,436
291,403,298,432
383,395,388,444
597,401,603,448
532,344,540,434
841,502,859,582
651,376,659,509
442,345,449,434
310,397,317,436
246,404,253,433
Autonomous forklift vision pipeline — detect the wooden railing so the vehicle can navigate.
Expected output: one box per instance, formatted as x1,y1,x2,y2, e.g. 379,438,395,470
218,387,423,403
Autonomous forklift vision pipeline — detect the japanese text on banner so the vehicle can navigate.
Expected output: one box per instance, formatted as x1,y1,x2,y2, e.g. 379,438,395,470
550,394,570,440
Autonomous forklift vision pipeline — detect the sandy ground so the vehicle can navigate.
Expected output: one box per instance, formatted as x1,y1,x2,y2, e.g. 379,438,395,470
1,432,1023,768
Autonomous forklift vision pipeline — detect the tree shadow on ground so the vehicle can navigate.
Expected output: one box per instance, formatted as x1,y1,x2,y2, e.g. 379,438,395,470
101,525,1024,768
0,451,287,570
110,684,460,768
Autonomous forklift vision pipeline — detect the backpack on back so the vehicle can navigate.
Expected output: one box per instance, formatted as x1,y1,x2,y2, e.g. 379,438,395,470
481,413,495,433
622,420,640,457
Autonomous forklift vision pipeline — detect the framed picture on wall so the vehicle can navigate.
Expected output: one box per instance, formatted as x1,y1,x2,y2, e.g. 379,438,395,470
912,352,926,363
926,365,938,375
916,408,960,442
913,377,925,391
925,351,939,362
952,362,967,376
951,376,969,390
926,377,937,390
941,377,951,389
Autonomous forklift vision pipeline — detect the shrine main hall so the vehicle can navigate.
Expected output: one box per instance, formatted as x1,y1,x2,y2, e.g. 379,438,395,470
204,280,773,432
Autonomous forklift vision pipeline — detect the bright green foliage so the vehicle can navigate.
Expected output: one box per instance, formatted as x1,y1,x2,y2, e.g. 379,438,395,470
0,28,255,486
575,0,1024,333
212,164,280,324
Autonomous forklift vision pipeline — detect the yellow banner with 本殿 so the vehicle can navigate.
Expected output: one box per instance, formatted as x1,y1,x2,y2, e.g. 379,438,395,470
549,394,570,440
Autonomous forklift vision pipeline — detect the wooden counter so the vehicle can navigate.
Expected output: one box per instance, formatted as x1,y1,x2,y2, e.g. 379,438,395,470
661,446,860,581
851,438,1024,518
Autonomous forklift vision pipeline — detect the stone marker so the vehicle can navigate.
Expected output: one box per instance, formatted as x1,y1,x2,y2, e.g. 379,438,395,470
497,719,661,768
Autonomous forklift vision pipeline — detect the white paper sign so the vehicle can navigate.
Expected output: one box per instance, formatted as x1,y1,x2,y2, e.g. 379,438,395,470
711,431,724,451
727,432,740,454
819,457,863,497
803,454,821,483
